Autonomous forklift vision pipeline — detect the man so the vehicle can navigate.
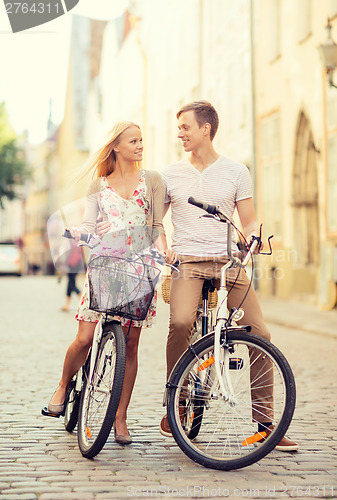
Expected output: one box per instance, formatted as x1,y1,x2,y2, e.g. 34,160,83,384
160,101,298,451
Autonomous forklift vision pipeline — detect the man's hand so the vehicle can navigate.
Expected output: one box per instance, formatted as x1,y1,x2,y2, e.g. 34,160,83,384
164,248,179,265
96,216,111,239
247,234,263,254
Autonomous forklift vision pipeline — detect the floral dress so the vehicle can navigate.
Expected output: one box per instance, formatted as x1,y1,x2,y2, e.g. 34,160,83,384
75,170,157,328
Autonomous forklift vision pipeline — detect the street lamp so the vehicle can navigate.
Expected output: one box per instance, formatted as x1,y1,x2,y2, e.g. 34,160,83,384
318,18,337,89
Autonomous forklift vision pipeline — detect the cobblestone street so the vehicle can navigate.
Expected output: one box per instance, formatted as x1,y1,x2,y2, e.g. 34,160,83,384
0,276,336,499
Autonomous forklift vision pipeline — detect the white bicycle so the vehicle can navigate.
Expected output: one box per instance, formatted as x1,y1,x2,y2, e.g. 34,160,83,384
43,231,177,458
165,197,296,470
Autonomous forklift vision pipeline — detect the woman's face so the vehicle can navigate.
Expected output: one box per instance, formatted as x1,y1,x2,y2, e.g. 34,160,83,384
114,126,143,162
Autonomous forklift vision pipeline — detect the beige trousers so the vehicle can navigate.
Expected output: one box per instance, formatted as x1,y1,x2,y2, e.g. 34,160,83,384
166,255,273,423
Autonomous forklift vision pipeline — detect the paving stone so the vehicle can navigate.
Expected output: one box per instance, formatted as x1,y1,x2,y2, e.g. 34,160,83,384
39,495,94,500
0,495,37,500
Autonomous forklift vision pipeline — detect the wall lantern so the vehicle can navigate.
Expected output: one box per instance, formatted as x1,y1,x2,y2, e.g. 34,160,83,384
318,18,337,89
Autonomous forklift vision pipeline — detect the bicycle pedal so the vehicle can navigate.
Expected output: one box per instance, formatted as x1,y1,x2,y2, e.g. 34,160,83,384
41,406,62,418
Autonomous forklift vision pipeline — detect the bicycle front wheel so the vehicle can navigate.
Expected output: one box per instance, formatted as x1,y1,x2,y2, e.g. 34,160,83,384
167,329,296,470
77,321,126,458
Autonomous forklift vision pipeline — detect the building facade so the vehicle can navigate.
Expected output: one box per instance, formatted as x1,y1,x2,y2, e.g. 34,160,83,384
49,1,337,308
254,0,337,308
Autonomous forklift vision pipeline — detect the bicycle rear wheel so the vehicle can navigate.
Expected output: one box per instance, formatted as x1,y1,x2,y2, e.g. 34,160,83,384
77,321,126,458
64,374,81,432
167,329,296,470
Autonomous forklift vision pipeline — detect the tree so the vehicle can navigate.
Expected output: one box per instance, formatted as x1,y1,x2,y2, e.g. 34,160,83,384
0,102,29,208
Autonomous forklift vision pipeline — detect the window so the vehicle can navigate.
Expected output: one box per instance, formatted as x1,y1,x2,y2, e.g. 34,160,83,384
327,136,337,232
263,162,281,238
225,64,234,136
326,85,337,233
329,0,337,17
260,113,282,238
269,0,281,61
297,0,312,42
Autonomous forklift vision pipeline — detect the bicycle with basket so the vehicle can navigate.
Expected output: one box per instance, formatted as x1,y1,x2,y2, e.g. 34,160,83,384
43,230,177,458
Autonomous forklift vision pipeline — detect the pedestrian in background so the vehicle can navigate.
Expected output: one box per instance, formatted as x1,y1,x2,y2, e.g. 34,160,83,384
61,244,83,312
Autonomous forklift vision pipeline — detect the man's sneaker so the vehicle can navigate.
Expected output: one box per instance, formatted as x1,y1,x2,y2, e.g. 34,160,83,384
245,425,299,452
160,414,172,437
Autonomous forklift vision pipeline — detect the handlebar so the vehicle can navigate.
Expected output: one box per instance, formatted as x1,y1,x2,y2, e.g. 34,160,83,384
63,229,92,244
62,230,180,270
188,197,218,215
187,197,273,263
188,196,231,224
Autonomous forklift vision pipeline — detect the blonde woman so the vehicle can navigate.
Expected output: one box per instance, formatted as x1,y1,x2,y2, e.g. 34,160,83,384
48,122,176,444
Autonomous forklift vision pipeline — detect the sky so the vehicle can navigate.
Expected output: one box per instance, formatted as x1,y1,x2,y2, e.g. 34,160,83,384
0,0,130,144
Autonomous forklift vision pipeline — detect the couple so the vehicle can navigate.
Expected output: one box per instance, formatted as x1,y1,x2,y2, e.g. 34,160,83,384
48,101,298,451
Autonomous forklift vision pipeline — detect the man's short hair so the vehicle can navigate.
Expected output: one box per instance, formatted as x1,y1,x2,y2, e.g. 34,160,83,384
176,101,219,140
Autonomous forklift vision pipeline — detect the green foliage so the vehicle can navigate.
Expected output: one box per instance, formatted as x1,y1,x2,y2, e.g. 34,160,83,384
0,102,29,208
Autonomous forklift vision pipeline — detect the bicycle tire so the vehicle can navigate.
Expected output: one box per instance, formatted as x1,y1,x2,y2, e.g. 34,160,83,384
77,321,126,458
167,329,296,470
183,377,205,440
64,376,81,432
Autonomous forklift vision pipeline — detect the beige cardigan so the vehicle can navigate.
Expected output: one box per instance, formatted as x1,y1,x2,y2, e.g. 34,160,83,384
80,170,166,243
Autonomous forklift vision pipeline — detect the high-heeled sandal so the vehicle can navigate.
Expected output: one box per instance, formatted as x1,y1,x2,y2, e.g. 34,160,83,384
47,387,68,416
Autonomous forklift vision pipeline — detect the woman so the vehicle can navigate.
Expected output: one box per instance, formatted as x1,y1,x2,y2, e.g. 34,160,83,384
48,122,176,444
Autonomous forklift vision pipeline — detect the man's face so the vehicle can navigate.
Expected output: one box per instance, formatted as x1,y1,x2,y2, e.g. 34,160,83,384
177,110,206,152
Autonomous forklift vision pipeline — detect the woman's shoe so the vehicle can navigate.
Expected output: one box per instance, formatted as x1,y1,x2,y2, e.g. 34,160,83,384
114,422,132,445
47,387,67,416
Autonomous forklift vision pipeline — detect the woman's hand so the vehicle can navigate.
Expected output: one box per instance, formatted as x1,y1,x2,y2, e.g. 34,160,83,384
65,226,82,242
164,248,179,265
96,216,112,239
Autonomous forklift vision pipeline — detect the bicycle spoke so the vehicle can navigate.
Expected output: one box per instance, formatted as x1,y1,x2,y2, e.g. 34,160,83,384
77,325,126,458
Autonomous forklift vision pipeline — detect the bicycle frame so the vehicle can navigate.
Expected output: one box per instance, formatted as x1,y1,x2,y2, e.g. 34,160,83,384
87,318,103,387
211,220,258,404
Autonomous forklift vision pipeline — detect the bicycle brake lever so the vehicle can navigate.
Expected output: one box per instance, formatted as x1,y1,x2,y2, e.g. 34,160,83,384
259,235,274,255
200,213,230,223
200,214,217,219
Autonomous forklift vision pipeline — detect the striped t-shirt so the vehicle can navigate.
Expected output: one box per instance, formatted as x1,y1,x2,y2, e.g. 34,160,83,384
162,156,252,256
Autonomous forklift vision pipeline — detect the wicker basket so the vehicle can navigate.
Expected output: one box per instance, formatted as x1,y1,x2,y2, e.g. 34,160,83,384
161,274,218,309
88,255,160,321
161,274,172,304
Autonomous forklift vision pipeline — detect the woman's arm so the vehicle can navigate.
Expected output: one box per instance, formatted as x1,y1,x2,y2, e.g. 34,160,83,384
66,180,100,241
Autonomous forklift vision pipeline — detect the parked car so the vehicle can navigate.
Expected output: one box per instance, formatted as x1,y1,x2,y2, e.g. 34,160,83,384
0,244,22,276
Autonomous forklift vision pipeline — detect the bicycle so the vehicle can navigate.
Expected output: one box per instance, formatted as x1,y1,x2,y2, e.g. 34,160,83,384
165,197,296,470
190,279,217,345
43,231,177,458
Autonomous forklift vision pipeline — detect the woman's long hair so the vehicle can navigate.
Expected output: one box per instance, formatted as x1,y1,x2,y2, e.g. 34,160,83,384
77,121,141,181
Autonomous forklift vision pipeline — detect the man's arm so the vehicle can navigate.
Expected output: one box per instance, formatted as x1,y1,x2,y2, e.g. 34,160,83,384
236,198,259,241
